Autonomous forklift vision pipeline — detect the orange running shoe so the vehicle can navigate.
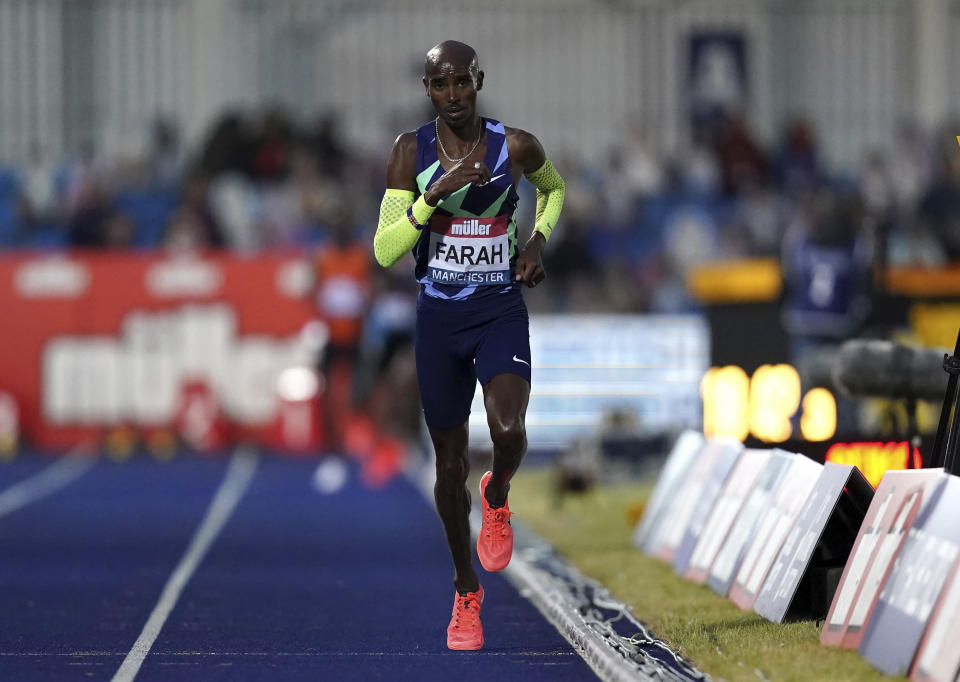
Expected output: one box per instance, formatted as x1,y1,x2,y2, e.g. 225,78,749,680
477,471,513,572
446,586,484,650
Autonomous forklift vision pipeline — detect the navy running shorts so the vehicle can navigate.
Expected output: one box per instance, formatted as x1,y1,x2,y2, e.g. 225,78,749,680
415,291,531,429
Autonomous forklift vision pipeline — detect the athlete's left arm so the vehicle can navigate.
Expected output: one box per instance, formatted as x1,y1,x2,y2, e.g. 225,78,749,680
509,129,565,288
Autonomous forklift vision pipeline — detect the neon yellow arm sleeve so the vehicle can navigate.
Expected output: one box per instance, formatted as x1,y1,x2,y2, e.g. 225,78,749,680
373,190,436,267
525,158,565,242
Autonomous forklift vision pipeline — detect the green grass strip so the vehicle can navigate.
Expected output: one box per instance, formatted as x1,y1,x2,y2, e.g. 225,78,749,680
508,468,904,682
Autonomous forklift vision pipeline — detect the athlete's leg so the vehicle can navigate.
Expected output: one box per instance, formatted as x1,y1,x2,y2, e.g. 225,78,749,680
481,373,530,508
429,423,480,594
416,303,481,594
472,292,532,509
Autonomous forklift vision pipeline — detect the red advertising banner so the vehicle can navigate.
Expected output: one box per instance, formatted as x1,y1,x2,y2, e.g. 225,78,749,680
0,252,321,450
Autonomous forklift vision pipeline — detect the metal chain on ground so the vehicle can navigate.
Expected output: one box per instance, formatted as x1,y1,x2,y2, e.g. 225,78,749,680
510,538,707,682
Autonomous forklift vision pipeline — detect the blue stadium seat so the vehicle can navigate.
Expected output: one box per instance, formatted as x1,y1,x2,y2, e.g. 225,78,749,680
0,197,18,246
0,168,20,201
26,222,69,249
114,187,179,248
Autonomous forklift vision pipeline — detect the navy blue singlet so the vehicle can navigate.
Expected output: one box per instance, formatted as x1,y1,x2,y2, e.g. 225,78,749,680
412,117,521,303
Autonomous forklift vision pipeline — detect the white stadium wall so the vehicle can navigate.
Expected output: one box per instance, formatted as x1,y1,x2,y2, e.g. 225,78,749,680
0,0,951,173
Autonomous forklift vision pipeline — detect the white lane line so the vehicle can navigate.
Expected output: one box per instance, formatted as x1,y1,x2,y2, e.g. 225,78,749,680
0,450,95,519
110,447,259,682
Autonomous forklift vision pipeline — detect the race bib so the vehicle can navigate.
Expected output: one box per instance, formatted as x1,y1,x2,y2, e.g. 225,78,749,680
427,215,510,286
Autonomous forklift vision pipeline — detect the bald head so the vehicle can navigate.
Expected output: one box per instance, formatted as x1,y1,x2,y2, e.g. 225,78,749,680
422,41,484,130
425,41,480,79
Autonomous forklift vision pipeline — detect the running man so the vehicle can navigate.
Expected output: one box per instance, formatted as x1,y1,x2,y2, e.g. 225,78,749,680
373,41,564,650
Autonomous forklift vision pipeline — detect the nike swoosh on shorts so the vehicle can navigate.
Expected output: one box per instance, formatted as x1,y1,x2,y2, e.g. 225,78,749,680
512,355,530,367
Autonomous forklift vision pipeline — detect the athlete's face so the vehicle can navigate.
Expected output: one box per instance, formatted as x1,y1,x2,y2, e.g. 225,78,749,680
423,56,483,129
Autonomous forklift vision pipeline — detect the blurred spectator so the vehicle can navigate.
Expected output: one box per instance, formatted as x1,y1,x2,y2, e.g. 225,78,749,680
678,129,721,197
539,214,599,311
860,149,895,218
917,143,960,260
619,126,665,198
67,180,132,249
61,141,101,218
726,176,786,257
655,203,719,312
208,173,259,251
161,174,226,251
313,210,372,452
17,142,59,226
307,113,347,180
601,258,646,312
887,121,931,219
781,190,872,354
150,117,182,188
713,113,767,196
258,180,304,247
101,212,136,249
602,149,641,227
251,108,294,184
773,118,821,197
358,266,419,441
199,112,254,178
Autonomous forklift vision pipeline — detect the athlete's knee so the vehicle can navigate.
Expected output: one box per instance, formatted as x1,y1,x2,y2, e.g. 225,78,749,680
435,453,470,487
489,418,526,454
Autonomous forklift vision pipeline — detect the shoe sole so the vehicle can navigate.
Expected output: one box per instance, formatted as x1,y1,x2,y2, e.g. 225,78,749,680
447,638,484,650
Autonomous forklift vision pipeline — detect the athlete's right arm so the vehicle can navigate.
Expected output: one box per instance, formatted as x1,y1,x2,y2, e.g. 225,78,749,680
374,130,492,267
374,133,425,267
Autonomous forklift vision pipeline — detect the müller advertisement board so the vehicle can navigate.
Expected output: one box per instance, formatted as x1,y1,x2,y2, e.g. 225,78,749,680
633,430,705,554
708,449,794,596
685,448,770,583
0,253,319,449
729,455,822,610
859,475,960,676
672,440,743,575
753,462,873,623
820,469,945,648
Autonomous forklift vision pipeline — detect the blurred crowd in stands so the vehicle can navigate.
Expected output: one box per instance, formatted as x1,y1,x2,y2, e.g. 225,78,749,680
4,109,960,311
3,108,958,450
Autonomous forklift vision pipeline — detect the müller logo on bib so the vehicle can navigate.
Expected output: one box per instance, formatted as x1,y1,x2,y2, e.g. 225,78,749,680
427,215,511,285
449,219,490,236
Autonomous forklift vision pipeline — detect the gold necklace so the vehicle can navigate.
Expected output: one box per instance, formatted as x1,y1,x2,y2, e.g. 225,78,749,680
435,118,481,163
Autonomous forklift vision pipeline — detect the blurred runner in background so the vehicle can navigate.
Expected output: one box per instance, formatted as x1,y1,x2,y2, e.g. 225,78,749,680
314,209,371,453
